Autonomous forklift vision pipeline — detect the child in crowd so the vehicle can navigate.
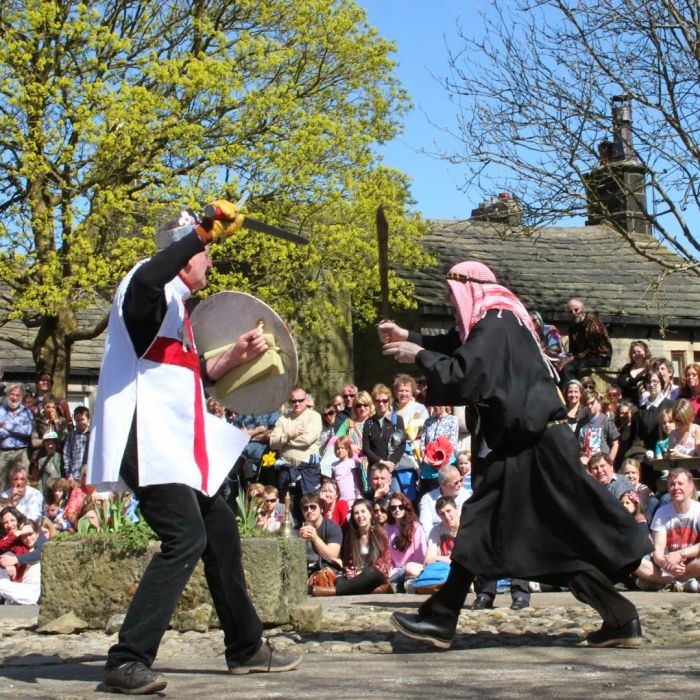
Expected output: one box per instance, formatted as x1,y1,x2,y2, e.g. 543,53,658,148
48,477,70,509
331,436,361,507
619,491,649,536
654,408,675,459
44,493,72,532
32,431,63,493
62,406,91,485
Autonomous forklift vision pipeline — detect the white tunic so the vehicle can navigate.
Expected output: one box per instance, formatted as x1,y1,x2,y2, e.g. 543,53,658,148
86,263,248,495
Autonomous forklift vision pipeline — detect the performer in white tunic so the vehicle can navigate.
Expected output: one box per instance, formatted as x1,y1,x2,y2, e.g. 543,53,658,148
87,201,301,695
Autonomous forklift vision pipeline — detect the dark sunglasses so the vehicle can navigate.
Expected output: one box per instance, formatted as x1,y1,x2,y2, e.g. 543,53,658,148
302,504,319,512
389,504,405,512
290,398,305,404
374,398,390,404
342,393,356,398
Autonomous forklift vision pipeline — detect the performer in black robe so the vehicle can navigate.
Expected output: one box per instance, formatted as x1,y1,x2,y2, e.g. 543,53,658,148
380,260,652,650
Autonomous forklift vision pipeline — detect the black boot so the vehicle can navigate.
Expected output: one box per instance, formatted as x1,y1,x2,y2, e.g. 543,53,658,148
391,611,458,650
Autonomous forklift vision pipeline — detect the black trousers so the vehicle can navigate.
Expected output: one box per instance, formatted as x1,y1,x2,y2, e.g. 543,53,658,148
335,566,387,595
108,419,263,669
476,576,530,603
423,561,637,628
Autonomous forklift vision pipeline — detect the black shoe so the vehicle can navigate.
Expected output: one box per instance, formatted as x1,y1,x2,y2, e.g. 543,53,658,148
470,594,494,610
510,596,530,610
104,661,167,695
586,618,643,648
229,639,302,675
390,611,457,650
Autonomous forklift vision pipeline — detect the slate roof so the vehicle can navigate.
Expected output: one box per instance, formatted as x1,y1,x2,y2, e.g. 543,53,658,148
413,220,700,329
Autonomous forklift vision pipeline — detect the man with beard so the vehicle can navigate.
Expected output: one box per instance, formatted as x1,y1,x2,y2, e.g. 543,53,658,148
0,384,33,489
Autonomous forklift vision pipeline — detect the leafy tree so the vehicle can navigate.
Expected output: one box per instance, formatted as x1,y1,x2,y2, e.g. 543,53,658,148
440,0,700,269
0,0,428,393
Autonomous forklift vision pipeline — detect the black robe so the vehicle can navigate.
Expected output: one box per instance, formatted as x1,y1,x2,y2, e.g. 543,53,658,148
412,309,651,582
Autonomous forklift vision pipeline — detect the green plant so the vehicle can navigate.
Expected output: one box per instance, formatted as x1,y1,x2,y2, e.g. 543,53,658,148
235,490,266,538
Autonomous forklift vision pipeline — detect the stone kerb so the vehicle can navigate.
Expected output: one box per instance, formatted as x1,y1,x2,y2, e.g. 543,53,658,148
38,536,307,630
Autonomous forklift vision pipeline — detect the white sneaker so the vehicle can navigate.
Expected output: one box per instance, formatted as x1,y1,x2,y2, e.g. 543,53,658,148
529,581,541,593
684,578,699,593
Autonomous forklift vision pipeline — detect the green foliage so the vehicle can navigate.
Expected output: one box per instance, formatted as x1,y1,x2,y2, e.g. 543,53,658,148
235,488,266,538
0,0,427,384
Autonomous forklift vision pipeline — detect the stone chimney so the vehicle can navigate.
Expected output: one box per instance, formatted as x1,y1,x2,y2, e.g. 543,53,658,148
583,95,650,235
470,192,522,225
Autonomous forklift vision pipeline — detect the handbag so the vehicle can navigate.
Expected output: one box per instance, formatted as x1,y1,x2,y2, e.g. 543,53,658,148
307,566,337,589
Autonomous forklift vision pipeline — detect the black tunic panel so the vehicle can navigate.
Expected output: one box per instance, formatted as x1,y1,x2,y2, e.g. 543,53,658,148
413,310,652,581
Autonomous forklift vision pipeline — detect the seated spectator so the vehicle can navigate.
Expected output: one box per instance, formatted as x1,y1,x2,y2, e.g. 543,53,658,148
0,505,27,581
637,370,674,453
31,430,63,493
0,383,34,489
61,406,91,486
679,363,700,423
0,466,43,520
454,450,472,493
619,491,650,535
616,341,651,404
76,497,102,531
424,496,460,566
33,372,73,428
586,452,634,499
418,465,470,536
310,499,392,596
40,516,57,541
372,497,390,527
300,493,343,583
318,476,349,527
363,464,392,504
556,298,612,386
418,406,459,497
530,310,566,362
385,493,426,590
254,486,284,533
667,398,700,458
577,391,620,465
44,493,72,533
619,457,656,521
635,468,700,592
330,436,361,508
654,408,675,459
603,385,622,420
564,379,586,431
47,477,70,509
614,400,642,470
0,520,42,604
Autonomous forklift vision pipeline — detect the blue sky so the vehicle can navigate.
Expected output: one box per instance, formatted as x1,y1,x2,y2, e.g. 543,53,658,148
359,1,481,220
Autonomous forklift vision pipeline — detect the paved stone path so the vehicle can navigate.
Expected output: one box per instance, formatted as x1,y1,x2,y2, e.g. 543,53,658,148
1,591,699,697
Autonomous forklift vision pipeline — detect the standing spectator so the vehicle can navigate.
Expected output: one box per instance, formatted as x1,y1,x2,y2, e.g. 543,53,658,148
0,384,33,489
649,357,680,402
230,409,281,488
393,373,429,467
603,385,623,420
454,450,473,494
269,387,322,510
62,406,91,486
33,372,73,429
31,430,63,493
319,404,343,455
557,298,612,385
338,384,358,421
564,379,586,431
577,391,620,465
679,363,700,423
635,468,700,592
335,390,374,489
31,394,69,453
616,341,651,404
362,383,406,472
418,406,459,496
0,466,43,520
330,437,361,508
613,400,640,470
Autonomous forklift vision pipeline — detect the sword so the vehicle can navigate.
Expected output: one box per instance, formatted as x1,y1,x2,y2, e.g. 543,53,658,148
376,205,391,321
202,199,309,245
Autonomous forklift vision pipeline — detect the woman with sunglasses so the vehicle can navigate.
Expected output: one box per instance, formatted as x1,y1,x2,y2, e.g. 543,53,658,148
310,499,392,596
386,493,426,591
335,390,374,491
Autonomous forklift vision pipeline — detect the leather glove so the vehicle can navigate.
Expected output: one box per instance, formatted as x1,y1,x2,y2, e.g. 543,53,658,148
196,199,245,244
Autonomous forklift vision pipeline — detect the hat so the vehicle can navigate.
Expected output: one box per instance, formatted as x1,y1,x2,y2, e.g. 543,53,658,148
424,436,454,470
42,430,59,441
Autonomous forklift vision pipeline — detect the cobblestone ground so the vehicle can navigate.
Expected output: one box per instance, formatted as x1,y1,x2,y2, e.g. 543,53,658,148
1,591,699,668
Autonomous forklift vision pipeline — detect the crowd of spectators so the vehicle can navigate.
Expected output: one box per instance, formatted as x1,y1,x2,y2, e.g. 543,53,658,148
4,308,700,604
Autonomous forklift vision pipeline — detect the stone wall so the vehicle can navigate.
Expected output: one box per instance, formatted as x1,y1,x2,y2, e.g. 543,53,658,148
38,536,307,630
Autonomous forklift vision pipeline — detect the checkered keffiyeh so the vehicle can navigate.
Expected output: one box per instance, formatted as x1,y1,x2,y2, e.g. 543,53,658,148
446,261,536,342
